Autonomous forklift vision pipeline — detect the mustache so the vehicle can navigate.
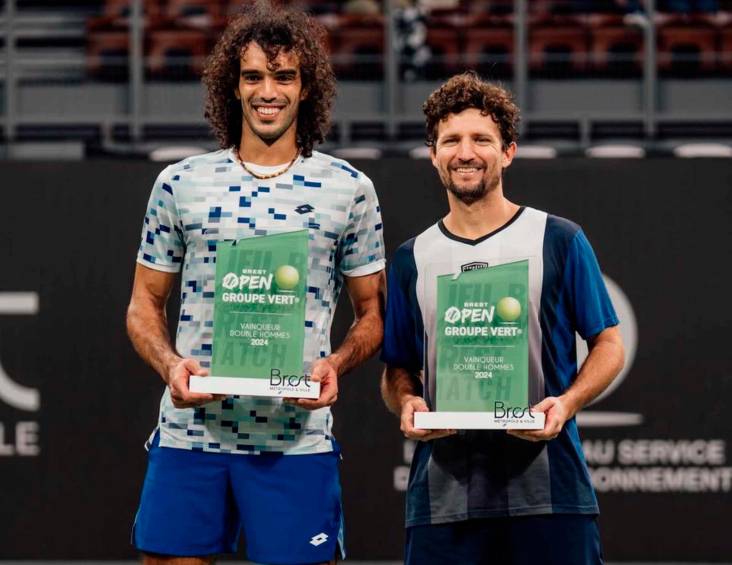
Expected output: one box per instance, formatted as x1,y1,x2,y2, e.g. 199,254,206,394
449,161,485,169
251,99,287,106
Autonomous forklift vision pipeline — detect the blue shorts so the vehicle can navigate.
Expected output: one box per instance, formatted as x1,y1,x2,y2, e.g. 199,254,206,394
405,514,603,565
132,433,344,564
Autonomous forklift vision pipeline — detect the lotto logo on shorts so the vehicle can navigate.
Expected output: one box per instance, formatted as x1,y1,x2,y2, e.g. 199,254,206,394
309,532,328,546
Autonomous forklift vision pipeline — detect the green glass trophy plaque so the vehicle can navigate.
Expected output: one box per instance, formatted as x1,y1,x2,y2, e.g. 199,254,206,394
189,230,318,399
414,259,544,430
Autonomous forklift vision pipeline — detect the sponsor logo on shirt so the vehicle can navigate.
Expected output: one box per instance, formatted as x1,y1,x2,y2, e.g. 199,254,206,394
309,532,328,546
461,261,489,272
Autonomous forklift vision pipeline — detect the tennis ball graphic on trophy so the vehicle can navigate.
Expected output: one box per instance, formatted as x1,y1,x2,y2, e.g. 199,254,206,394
274,265,300,290
496,296,521,322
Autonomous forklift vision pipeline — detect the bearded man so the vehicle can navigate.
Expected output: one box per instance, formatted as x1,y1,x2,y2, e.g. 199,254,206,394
381,72,624,565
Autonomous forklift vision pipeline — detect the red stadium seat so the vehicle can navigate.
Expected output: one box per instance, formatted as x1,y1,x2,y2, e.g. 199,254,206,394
165,0,225,29
329,14,384,79
87,29,132,79
464,14,514,77
465,0,514,17
99,0,162,22
428,6,467,25
287,0,343,16
658,19,718,74
530,19,589,75
87,0,164,34
425,19,463,77
589,17,644,75
720,24,732,71
87,1,166,80
148,27,209,79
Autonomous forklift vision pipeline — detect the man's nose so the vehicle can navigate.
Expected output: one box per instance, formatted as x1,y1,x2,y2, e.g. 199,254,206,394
456,139,477,162
259,77,277,100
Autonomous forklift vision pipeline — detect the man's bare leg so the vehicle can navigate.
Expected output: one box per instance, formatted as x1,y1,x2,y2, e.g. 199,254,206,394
142,552,334,564
142,554,214,565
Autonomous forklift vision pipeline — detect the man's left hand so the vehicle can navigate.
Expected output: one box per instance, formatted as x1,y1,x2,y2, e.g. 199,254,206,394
286,357,339,410
507,395,573,442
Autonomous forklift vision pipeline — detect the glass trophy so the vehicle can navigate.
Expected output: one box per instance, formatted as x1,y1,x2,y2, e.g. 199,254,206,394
414,258,544,430
190,230,319,398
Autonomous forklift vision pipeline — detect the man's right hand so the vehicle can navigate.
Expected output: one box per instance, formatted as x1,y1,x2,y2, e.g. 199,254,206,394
400,395,456,442
166,358,223,409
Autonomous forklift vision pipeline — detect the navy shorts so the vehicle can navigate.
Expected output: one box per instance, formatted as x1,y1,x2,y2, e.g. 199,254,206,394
405,514,603,565
132,433,344,564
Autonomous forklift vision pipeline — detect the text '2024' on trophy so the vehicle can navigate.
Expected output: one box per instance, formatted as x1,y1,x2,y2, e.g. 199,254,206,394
190,230,319,399
414,259,544,430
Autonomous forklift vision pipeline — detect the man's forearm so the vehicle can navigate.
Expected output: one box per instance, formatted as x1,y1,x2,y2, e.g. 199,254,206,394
381,365,420,416
561,330,625,418
126,299,181,384
328,309,383,377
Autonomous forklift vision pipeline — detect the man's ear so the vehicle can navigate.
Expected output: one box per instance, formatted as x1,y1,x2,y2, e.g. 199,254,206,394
429,145,439,170
502,142,517,169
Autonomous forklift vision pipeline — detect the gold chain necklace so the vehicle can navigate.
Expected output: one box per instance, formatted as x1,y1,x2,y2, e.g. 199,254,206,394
236,148,300,180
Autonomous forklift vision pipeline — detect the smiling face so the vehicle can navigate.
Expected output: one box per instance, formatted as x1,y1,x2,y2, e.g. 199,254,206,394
235,42,304,147
430,108,516,205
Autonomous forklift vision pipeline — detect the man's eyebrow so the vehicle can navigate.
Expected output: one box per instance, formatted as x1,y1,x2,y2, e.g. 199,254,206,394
239,67,298,75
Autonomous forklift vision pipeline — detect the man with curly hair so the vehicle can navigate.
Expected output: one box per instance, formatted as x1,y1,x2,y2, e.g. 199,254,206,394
381,71,624,564
126,3,385,564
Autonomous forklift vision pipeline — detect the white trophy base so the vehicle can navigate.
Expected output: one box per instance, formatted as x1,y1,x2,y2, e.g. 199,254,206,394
189,376,320,399
414,411,545,430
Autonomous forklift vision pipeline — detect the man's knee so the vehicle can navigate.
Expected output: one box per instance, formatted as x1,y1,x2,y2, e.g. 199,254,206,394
141,552,214,565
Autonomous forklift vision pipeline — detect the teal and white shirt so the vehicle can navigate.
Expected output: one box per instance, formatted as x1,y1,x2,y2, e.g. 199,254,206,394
137,148,385,455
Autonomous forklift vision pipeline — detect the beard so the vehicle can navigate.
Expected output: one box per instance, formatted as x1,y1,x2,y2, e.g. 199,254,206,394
241,100,298,146
441,165,501,205
245,114,297,146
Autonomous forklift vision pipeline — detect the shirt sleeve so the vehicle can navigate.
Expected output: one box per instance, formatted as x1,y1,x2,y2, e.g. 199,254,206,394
136,167,185,273
337,173,386,277
381,241,422,372
566,229,619,340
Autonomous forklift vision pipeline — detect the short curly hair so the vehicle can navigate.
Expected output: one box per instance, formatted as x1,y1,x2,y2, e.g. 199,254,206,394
423,71,520,150
202,1,336,157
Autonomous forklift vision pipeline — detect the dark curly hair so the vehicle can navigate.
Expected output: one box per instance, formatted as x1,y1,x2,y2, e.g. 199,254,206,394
202,1,336,157
423,71,520,150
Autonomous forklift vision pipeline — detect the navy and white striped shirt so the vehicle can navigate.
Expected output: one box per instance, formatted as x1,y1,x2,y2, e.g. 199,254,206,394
382,206,618,526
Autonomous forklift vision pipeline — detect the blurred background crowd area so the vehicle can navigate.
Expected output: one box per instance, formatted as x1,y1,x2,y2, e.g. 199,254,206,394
2,0,731,156
4,0,732,81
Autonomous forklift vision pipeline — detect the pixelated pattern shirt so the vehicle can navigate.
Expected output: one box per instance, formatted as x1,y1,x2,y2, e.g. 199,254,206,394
137,148,385,454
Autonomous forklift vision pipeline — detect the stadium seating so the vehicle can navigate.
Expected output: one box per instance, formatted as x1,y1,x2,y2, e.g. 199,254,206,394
589,15,644,75
99,0,162,20
424,17,463,77
87,28,131,80
148,27,209,78
720,23,732,70
329,14,384,79
165,0,224,29
529,17,589,74
658,16,718,74
81,0,732,79
464,14,514,77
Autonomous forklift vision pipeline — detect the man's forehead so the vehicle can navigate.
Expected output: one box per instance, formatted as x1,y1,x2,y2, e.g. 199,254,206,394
438,108,499,135
239,42,299,70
